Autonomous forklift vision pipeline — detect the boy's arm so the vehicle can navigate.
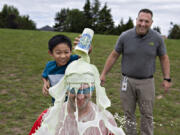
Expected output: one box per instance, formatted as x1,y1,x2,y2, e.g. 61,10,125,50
42,77,50,96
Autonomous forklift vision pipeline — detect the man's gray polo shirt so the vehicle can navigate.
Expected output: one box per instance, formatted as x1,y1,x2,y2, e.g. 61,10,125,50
115,28,166,78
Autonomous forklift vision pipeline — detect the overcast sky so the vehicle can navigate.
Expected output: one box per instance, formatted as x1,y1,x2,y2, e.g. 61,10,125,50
0,0,180,36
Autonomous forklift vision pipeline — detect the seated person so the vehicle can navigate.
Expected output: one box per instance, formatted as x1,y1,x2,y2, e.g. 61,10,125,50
29,55,125,135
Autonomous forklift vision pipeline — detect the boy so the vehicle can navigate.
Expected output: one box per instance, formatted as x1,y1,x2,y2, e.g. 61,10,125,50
42,34,79,103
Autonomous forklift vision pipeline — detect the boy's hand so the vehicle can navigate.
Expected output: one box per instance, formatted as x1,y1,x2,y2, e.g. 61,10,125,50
73,35,81,49
42,81,50,96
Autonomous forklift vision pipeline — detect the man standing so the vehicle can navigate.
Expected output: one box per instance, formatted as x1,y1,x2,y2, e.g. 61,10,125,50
100,9,171,135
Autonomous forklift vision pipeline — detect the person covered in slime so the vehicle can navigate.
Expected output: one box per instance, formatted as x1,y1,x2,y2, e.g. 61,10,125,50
30,56,125,135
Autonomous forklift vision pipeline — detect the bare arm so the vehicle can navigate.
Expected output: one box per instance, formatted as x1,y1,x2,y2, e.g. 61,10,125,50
42,77,50,96
100,50,120,85
159,54,171,92
159,54,170,78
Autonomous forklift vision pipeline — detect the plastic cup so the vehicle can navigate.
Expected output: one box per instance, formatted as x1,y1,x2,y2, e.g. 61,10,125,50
75,28,94,54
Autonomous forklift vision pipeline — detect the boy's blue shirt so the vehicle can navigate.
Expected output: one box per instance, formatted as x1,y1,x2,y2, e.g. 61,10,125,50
42,54,79,86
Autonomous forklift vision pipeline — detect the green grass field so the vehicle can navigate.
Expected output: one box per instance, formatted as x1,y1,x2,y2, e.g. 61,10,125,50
0,28,180,135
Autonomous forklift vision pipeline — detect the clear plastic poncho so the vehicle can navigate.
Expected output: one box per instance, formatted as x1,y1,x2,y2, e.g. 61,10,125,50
32,56,125,135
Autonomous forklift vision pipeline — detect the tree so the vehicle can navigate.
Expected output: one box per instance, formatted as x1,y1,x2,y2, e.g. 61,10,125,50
83,0,92,28
113,17,134,35
168,23,180,39
65,9,86,33
0,4,36,29
54,9,86,32
0,4,19,28
125,17,134,30
54,8,69,31
53,0,117,34
18,15,36,29
53,0,135,35
96,3,114,34
91,0,100,31
153,26,161,34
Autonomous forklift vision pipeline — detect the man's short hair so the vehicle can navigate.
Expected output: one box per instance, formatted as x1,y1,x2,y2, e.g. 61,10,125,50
138,8,153,17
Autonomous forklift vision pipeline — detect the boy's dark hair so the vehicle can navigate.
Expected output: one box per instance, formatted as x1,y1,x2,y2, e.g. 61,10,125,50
48,34,72,52
138,8,153,17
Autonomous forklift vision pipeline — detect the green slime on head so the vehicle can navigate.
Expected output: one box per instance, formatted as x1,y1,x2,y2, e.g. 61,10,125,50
32,48,125,135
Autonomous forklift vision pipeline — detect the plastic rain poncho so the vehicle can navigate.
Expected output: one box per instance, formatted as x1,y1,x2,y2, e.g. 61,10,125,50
32,55,125,135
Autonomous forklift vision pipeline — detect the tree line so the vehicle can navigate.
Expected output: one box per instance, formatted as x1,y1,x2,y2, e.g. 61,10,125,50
0,2,179,38
0,4,36,30
53,0,134,35
168,22,180,39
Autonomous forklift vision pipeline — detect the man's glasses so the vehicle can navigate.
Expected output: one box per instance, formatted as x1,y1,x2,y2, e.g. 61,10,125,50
68,86,95,94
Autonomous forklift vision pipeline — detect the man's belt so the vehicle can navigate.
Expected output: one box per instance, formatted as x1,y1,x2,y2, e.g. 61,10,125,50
122,73,153,79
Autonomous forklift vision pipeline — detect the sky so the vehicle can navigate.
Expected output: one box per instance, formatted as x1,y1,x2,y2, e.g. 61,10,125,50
0,0,180,36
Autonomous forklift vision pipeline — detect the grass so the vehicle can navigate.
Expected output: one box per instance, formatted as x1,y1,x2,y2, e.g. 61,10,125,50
0,28,180,135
